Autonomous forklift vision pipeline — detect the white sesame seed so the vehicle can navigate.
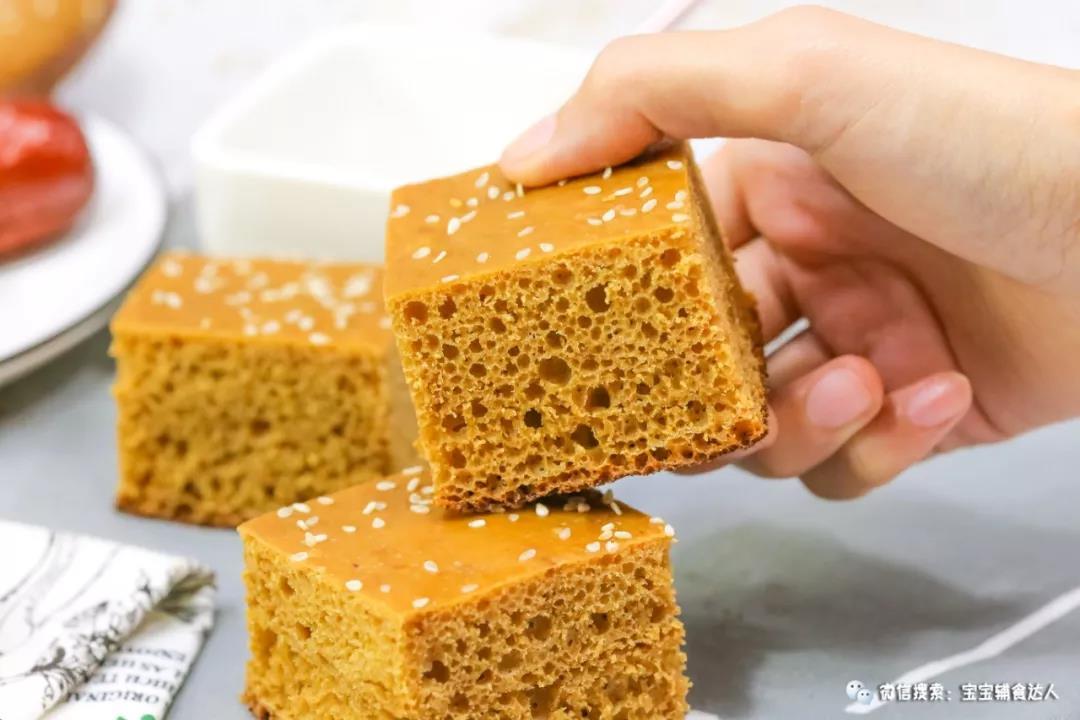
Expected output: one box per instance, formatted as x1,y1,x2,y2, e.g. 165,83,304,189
516,183,524,198
432,252,447,266
507,210,525,219
421,485,434,496
260,320,280,334
488,186,500,199
304,532,327,547
412,246,432,259
402,465,423,475
447,217,461,235
423,560,439,573
309,332,331,346
610,501,623,516
461,210,477,222
587,217,603,226
675,190,688,202
672,213,690,223
585,542,601,553
296,520,309,532
362,502,377,515
406,477,421,493
466,197,478,208
468,518,486,528
583,186,602,195
535,502,549,518
667,160,684,170
411,504,431,514
637,176,649,188
640,186,654,198
508,513,520,522
290,552,308,562
293,502,311,513
380,584,391,593
642,198,658,213
503,191,515,201
605,540,619,553
601,522,615,532
306,516,320,527
599,529,613,541
519,548,537,562
345,579,363,591
650,516,665,524
619,208,637,217
425,214,440,224
376,480,397,491
666,201,684,210
664,523,676,537
372,517,386,529
613,187,632,197
614,530,633,540
602,166,613,179
298,316,315,331
577,502,591,513
557,527,572,540
475,171,490,188
440,275,460,284
461,583,479,594
517,226,534,238
342,525,356,533
317,496,334,505
277,507,293,518
515,248,531,260
602,209,616,222
412,597,430,609
539,242,554,253
391,204,411,218
476,251,490,263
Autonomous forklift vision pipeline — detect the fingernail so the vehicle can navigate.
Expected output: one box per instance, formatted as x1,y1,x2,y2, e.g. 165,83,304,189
501,114,557,166
903,376,969,428
805,368,874,429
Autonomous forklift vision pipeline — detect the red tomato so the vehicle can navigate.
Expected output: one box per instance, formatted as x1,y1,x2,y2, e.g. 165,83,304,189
0,99,94,258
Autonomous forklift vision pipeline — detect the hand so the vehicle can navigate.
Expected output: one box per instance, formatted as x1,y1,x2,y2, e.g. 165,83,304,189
498,7,1080,499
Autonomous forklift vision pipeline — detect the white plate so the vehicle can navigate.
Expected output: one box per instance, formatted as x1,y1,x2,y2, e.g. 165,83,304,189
0,115,166,386
192,24,589,263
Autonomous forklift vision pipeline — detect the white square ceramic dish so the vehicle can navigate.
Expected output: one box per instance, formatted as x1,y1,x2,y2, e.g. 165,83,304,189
192,24,589,262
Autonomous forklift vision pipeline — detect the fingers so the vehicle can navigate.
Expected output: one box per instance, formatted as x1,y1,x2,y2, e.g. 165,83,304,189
739,355,884,479
802,372,973,499
499,6,923,186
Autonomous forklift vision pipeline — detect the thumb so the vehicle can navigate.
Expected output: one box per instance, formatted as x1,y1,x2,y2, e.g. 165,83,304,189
497,7,1079,288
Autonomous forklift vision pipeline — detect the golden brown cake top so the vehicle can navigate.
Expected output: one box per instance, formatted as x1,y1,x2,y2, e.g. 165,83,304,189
238,468,676,616
384,144,694,298
112,252,391,351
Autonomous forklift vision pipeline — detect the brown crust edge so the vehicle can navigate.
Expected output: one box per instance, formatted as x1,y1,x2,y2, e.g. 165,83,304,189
115,495,250,529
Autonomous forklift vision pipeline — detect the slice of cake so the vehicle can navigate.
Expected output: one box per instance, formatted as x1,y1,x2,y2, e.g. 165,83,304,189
239,468,687,719
384,143,767,511
111,253,418,527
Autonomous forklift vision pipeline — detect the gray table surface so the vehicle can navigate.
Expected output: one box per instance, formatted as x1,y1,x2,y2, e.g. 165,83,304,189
4,2,1080,718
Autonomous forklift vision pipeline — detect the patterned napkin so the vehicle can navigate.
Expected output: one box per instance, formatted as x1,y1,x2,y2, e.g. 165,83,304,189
0,521,215,720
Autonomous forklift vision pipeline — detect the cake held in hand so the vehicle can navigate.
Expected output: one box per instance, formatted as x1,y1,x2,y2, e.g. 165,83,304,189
111,253,418,527
385,143,767,511
239,468,688,719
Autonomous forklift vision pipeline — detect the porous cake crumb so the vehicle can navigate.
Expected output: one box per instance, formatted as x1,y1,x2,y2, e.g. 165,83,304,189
110,253,418,527
385,143,767,511
240,469,687,719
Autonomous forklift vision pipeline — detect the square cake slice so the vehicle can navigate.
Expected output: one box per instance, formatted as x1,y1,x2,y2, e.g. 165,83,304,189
385,143,767,511
110,253,418,526
239,469,688,719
